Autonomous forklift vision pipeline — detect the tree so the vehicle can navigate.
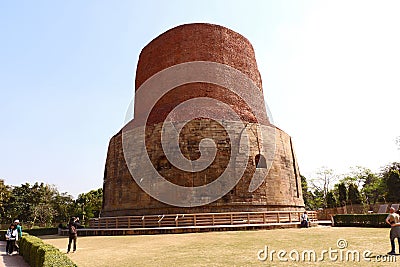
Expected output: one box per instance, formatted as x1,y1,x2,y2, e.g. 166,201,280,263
5,182,72,226
342,166,369,188
7,183,35,222
0,179,102,227
0,179,11,223
309,189,325,210
75,188,103,224
301,175,313,209
347,183,362,205
337,182,347,207
53,192,75,224
340,166,385,205
383,163,400,203
31,203,57,227
326,191,337,208
309,167,338,208
360,171,385,205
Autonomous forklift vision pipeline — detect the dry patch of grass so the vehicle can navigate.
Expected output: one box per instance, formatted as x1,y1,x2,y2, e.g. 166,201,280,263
41,227,398,266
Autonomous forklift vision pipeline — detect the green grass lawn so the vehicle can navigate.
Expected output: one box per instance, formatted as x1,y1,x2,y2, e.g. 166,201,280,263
41,227,398,267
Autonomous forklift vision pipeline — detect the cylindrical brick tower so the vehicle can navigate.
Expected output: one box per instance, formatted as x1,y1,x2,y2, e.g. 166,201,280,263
101,23,304,216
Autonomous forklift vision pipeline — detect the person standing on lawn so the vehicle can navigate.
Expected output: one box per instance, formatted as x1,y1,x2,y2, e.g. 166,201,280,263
386,207,400,255
67,216,80,253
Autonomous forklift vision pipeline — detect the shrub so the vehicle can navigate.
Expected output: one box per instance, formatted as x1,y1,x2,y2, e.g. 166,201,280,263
333,214,389,227
19,233,77,267
19,234,42,266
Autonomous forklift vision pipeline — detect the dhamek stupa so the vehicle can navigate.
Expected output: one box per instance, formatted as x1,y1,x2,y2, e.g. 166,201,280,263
100,23,304,217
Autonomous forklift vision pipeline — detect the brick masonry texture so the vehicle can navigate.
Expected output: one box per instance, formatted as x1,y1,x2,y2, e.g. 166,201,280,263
134,23,267,126
101,23,304,216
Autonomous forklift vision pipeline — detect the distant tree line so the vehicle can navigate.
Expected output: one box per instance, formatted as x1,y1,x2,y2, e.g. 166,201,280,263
302,162,400,210
0,180,102,228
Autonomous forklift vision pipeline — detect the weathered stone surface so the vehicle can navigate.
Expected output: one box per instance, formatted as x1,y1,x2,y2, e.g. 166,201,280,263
101,23,304,217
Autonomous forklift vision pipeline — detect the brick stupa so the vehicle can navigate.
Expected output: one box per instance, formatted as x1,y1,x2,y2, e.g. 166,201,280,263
101,23,305,216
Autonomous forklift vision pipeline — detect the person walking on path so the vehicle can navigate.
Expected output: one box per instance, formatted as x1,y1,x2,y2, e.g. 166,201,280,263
67,217,80,253
14,220,22,253
5,223,18,255
386,207,400,255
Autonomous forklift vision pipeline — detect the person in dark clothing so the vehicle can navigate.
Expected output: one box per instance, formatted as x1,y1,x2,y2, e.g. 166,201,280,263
67,217,80,253
5,223,18,255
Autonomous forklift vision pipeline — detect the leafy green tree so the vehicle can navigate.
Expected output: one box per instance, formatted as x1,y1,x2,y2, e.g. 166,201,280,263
336,182,347,207
52,192,75,224
326,191,337,208
1,180,103,227
6,182,66,226
343,166,385,205
343,166,371,188
359,170,385,205
31,203,57,227
347,183,362,205
301,175,313,209
7,183,35,223
74,188,103,224
0,179,11,223
383,163,400,202
311,189,325,209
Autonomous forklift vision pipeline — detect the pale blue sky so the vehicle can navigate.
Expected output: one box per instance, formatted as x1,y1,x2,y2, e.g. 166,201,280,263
1,1,399,196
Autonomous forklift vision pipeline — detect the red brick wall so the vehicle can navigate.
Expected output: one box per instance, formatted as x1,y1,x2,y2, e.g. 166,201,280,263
134,23,267,126
135,23,262,90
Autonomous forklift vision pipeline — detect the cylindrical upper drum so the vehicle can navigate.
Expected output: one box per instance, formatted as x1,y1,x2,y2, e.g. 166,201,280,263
135,23,262,91
133,23,268,126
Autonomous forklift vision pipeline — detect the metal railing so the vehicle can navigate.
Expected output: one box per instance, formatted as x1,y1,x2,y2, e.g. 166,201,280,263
89,210,317,229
